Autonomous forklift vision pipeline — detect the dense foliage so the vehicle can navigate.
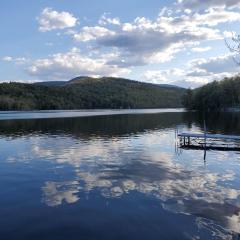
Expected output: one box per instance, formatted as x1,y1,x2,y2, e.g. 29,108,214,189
182,76,240,111
0,77,185,110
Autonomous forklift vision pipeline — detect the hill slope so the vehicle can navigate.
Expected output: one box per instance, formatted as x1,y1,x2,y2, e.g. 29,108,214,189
0,77,185,110
182,75,240,111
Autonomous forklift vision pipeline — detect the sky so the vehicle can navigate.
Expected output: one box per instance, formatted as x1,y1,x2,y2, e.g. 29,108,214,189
1,0,240,88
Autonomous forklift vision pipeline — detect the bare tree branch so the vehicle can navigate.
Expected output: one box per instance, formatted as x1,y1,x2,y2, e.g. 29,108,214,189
225,32,240,65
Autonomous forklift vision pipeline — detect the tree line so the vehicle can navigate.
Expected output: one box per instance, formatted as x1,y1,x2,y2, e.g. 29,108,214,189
0,77,185,110
182,75,240,111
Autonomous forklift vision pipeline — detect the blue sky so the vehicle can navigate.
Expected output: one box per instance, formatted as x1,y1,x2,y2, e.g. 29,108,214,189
1,0,240,87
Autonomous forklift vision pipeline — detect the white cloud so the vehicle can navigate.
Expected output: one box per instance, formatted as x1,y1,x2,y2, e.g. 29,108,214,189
144,69,185,84
73,26,115,42
4,3,240,87
0,79,37,83
38,8,78,32
99,13,120,26
143,69,205,88
192,46,211,52
223,31,237,38
95,15,220,66
15,57,27,65
2,56,13,62
28,48,130,80
177,0,240,9
189,54,239,74
142,53,239,87
1,56,27,64
192,8,240,26
71,6,240,68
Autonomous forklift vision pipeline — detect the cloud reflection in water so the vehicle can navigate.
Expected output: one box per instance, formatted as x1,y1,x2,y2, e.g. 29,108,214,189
2,113,240,239
27,132,240,238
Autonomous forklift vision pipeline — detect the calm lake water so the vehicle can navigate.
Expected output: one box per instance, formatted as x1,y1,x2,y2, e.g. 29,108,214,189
0,110,240,240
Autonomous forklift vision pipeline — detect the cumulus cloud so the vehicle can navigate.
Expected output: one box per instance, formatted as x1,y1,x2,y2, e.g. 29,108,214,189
191,7,240,26
75,19,215,67
189,54,239,75
71,6,240,68
38,8,78,32
144,69,185,84
15,3,240,86
1,56,27,64
143,54,239,87
223,31,237,38
143,69,206,88
177,0,240,9
191,46,211,52
28,48,130,80
73,26,115,42
99,13,121,26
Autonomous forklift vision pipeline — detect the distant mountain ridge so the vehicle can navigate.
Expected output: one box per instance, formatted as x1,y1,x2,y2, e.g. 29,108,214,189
35,76,183,89
0,76,186,110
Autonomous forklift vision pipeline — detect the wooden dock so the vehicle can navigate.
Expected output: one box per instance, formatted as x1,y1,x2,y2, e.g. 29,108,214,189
178,132,240,151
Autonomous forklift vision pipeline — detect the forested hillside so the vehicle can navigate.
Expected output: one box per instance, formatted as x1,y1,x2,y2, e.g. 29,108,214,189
0,77,185,110
182,75,240,111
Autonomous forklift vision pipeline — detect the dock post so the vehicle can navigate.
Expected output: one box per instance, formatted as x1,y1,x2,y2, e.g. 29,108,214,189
204,120,207,161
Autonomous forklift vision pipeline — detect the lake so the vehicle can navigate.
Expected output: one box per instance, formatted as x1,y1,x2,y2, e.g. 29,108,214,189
0,110,240,240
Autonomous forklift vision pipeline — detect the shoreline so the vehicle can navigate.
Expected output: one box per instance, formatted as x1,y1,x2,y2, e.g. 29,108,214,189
0,108,185,121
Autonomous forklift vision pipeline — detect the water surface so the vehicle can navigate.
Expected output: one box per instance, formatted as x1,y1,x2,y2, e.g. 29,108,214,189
0,111,240,240
0,109,183,120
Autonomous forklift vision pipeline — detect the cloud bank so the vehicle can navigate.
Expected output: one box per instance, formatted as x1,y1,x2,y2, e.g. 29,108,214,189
6,3,240,87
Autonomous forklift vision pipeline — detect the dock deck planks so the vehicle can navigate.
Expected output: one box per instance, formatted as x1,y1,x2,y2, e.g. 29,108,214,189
178,133,240,141
177,132,240,152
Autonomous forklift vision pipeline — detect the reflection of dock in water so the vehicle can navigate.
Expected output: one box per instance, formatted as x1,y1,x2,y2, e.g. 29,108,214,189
178,133,240,151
